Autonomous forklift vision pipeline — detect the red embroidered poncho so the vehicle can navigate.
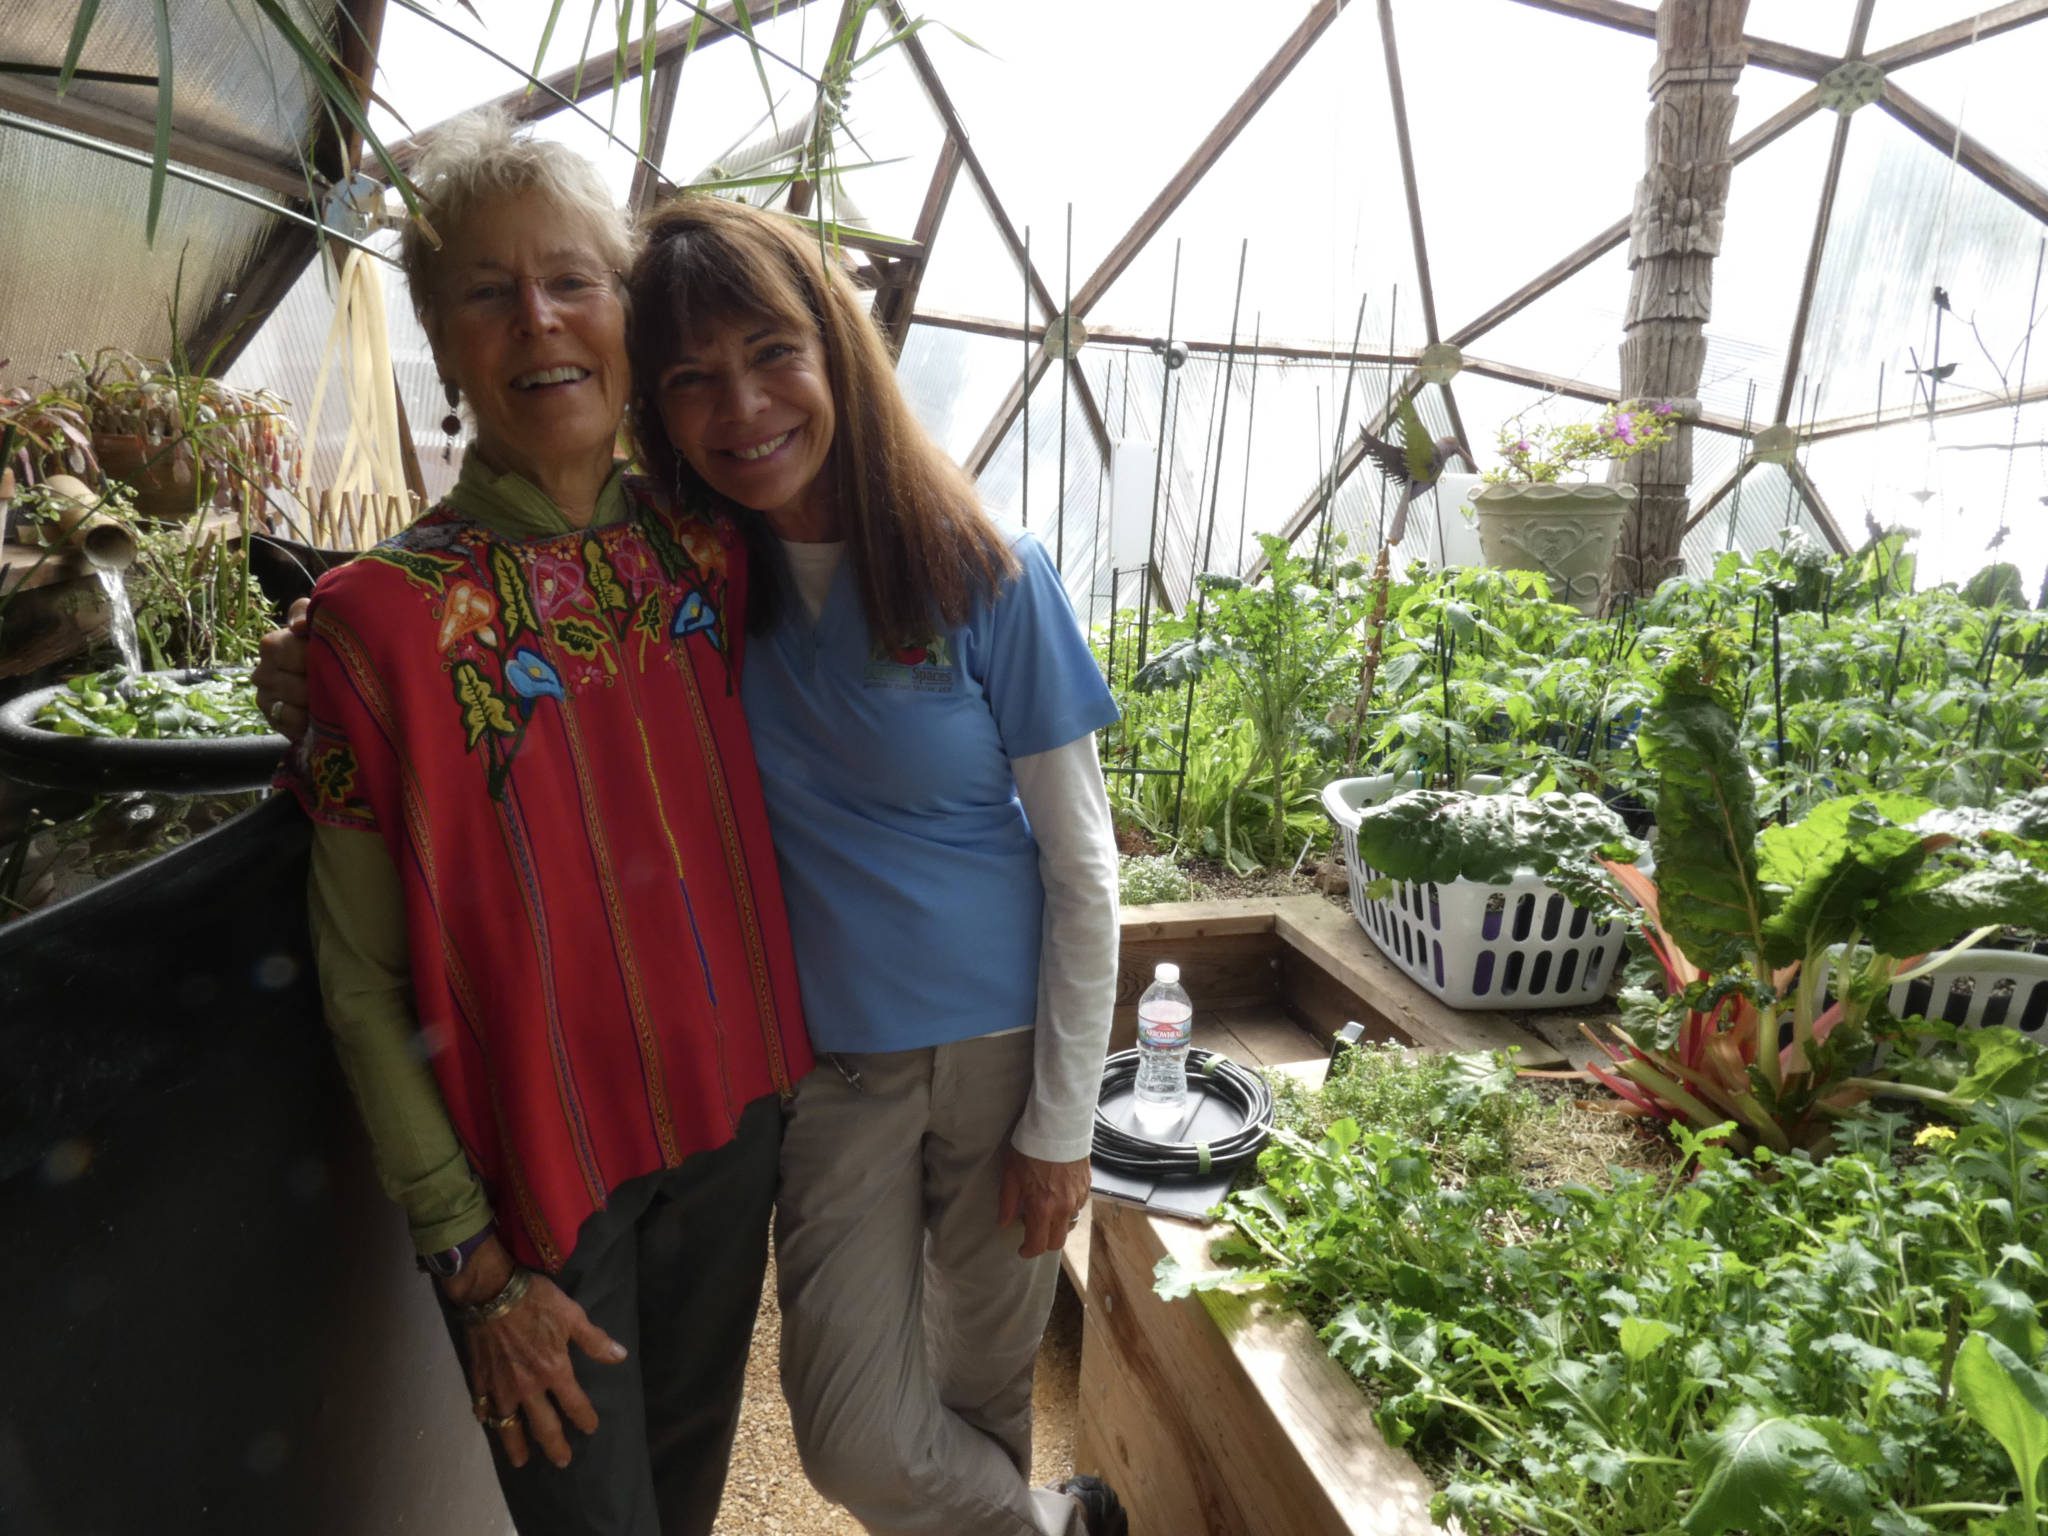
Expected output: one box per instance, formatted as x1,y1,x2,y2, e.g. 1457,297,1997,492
286,478,812,1272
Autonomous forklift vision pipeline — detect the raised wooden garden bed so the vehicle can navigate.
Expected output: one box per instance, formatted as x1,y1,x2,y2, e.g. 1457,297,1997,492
1070,895,1612,1536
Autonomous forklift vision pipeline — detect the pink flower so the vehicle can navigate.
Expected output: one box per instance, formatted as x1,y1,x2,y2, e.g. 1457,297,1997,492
1653,401,1676,416
532,551,589,618
1611,414,1638,446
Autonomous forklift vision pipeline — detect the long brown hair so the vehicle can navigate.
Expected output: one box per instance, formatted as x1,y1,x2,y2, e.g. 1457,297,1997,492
626,195,1017,644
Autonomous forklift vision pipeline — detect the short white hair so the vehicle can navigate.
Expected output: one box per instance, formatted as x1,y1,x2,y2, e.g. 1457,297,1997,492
396,107,634,331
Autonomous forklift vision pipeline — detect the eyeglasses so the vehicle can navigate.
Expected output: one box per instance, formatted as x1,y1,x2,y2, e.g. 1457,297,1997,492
443,270,620,322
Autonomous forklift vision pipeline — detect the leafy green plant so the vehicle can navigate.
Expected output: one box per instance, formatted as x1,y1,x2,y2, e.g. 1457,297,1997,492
1172,1052,2048,1536
1346,785,1640,894
1118,853,1195,907
34,668,268,740
1269,1044,1537,1180
122,520,274,671
1130,532,1367,866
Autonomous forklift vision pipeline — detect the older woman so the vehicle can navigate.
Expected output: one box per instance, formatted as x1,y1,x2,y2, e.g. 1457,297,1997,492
626,198,1125,1536
261,181,1128,1533
277,111,812,1536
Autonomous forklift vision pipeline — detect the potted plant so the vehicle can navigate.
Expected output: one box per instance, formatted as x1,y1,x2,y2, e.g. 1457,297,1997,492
1,383,99,544
59,348,302,525
1472,400,1676,613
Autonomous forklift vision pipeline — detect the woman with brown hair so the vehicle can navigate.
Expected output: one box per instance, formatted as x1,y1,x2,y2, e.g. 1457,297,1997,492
259,184,1127,1533
626,195,1125,1536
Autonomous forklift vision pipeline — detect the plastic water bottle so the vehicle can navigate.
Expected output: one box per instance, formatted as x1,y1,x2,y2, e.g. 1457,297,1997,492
1132,962,1194,1137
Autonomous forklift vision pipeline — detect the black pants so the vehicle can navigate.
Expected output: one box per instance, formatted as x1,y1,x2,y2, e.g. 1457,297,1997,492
446,1093,782,1536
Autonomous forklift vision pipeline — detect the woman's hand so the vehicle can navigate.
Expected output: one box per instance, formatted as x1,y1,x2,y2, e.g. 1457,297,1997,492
253,597,312,742
442,1237,629,1469
997,1146,1092,1260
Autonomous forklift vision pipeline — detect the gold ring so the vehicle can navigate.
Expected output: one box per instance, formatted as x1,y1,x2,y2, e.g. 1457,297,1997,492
488,1412,521,1432
471,1394,492,1422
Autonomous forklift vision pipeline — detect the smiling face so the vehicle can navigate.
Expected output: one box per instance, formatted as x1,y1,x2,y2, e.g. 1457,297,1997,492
427,187,628,490
655,311,839,539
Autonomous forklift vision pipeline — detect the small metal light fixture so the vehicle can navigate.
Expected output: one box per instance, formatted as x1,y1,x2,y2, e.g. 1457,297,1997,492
1416,341,1463,384
1044,311,1088,360
1752,423,1798,465
1148,337,1190,371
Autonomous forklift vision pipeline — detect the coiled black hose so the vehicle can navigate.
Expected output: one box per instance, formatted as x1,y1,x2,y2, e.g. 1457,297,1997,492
1090,1046,1275,1178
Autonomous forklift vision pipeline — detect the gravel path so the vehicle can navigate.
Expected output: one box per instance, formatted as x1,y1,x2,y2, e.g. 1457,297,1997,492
715,1260,1084,1534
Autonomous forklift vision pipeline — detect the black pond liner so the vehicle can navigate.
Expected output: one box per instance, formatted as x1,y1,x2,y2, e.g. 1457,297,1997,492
0,669,287,793
0,791,506,1531
0,792,316,1180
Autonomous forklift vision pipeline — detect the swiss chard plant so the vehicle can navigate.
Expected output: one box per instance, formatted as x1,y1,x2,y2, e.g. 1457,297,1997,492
1580,631,2048,1152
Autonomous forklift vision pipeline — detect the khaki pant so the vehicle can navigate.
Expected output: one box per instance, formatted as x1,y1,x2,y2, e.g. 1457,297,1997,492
775,1031,1086,1536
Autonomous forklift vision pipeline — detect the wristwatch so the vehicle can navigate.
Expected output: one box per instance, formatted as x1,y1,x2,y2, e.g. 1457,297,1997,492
418,1222,497,1280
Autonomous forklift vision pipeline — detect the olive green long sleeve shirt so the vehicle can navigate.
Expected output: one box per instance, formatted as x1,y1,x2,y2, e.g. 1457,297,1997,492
307,454,628,1256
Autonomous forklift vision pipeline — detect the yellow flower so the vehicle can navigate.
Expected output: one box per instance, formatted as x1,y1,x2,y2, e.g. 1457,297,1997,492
1912,1125,1956,1148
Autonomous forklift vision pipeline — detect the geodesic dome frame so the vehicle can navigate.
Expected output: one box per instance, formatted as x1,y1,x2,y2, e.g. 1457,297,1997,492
4,0,2043,611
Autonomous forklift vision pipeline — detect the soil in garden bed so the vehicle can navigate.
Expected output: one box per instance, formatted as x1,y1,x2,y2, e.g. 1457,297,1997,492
1119,824,1352,911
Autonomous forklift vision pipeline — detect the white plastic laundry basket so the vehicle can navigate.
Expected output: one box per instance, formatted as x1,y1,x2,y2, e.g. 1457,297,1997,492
1886,949,2048,1035
1321,774,1623,1011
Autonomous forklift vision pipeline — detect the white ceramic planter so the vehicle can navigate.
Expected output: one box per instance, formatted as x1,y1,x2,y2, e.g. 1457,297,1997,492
1471,480,1635,613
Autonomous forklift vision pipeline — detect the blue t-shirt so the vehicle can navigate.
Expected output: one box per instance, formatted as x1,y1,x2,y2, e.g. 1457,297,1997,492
741,530,1120,1053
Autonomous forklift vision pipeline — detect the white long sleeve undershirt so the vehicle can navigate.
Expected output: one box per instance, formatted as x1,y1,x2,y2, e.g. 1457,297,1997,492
780,539,1119,1163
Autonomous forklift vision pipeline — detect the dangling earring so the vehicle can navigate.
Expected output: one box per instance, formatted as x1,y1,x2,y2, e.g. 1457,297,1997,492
440,380,462,461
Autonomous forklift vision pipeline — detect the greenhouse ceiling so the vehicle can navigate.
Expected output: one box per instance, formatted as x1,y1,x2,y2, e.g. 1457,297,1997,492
3,0,2045,611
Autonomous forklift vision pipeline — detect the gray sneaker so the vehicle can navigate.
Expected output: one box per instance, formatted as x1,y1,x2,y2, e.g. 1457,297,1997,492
1055,1475,1129,1536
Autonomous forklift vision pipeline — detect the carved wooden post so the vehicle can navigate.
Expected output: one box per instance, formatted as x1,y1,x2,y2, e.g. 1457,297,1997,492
1609,0,1750,595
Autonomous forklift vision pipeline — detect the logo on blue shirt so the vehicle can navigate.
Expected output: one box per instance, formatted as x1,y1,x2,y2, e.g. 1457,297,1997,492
862,633,956,693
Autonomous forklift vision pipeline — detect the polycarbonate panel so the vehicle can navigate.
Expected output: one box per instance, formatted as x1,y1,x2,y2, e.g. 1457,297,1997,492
912,0,1309,298
894,322,1033,470
825,32,950,238
8,0,328,168
975,362,1110,610
1799,111,2048,423
912,175,1038,323
1890,22,2048,189
1085,0,1424,352
530,82,651,206
1403,0,1652,338
1679,460,1834,575
369,0,824,149
1743,0,1857,57
1685,425,1746,531
1802,398,2048,591
1731,58,1824,140
657,2,853,188
1462,244,1630,397
0,124,275,389
1699,108,1838,421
